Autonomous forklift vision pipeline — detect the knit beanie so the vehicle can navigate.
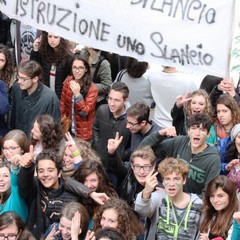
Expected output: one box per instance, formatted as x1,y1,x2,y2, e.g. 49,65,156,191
231,124,240,141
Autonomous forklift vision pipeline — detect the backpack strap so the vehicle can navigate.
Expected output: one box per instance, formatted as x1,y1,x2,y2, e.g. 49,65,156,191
93,56,105,84
115,69,127,82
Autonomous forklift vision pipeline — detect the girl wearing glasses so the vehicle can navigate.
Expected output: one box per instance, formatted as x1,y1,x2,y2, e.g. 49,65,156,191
0,130,29,222
60,55,98,141
0,211,34,240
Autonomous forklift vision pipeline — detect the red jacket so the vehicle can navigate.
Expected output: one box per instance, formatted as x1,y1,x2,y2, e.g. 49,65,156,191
60,76,98,140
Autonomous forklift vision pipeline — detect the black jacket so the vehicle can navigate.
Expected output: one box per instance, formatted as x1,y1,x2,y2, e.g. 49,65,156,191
18,164,91,239
10,82,60,136
92,104,131,167
30,50,73,99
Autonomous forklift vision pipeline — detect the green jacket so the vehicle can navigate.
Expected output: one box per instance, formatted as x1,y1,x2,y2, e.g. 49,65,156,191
140,133,220,196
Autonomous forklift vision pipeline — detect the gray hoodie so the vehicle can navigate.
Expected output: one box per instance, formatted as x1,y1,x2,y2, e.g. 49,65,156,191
135,191,202,240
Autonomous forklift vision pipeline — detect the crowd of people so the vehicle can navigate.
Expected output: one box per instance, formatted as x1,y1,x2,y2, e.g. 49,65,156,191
0,19,240,240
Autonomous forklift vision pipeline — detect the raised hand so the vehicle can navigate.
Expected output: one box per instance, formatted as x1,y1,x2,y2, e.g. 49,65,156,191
71,211,81,240
33,37,41,51
18,145,34,168
142,168,158,199
65,132,78,152
233,211,240,224
89,192,110,205
107,132,123,154
45,225,60,240
225,159,240,171
70,80,81,97
176,92,192,108
159,126,177,137
85,230,96,240
218,78,235,97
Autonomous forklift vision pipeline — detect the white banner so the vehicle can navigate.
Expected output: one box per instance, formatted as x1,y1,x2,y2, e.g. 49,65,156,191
0,0,238,77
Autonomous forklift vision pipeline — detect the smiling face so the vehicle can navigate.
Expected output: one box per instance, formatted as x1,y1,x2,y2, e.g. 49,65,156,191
59,216,72,240
31,121,42,141
100,208,119,229
131,157,154,185
217,104,233,131
190,95,207,115
3,139,22,161
63,147,74,170
107,90,127,118
37,159,60,189
188,124,209,153
0,167,11,193
84,172,99,192
0,166,11,194
162,172,185,198
210,187,229,212
72,59,87,81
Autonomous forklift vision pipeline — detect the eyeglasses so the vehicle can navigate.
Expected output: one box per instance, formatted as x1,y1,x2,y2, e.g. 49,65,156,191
2,146,20,151
17,75,32,81
106,96,123,104
132,164,153,172
72,66,86,71
126,121,140,127
0,234,18,240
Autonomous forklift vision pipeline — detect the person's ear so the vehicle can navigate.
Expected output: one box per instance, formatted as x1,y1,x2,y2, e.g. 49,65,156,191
32,76,39,83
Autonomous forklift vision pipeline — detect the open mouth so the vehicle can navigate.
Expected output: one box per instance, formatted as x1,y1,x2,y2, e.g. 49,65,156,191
192,110,201,114
168,188,175,194
192,137,200,144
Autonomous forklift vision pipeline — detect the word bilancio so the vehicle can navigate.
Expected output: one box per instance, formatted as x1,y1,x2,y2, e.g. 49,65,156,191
130,0,216,24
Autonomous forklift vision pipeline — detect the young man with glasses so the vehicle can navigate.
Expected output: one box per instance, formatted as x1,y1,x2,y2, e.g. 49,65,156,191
135,157,202,240
126,102,161,153
10,60,60,136
107,140,156,208
92,82,131,186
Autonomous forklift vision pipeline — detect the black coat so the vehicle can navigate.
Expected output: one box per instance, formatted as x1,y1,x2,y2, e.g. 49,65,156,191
18,165,91,239
30,50,73,99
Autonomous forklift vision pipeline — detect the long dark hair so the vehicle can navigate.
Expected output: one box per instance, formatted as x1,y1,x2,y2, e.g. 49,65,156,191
31,114,63,151
74,160,117,216
0,44,14,87
71,55,92,97
0,162,11,204
39,31,70,65
200,175,238,237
